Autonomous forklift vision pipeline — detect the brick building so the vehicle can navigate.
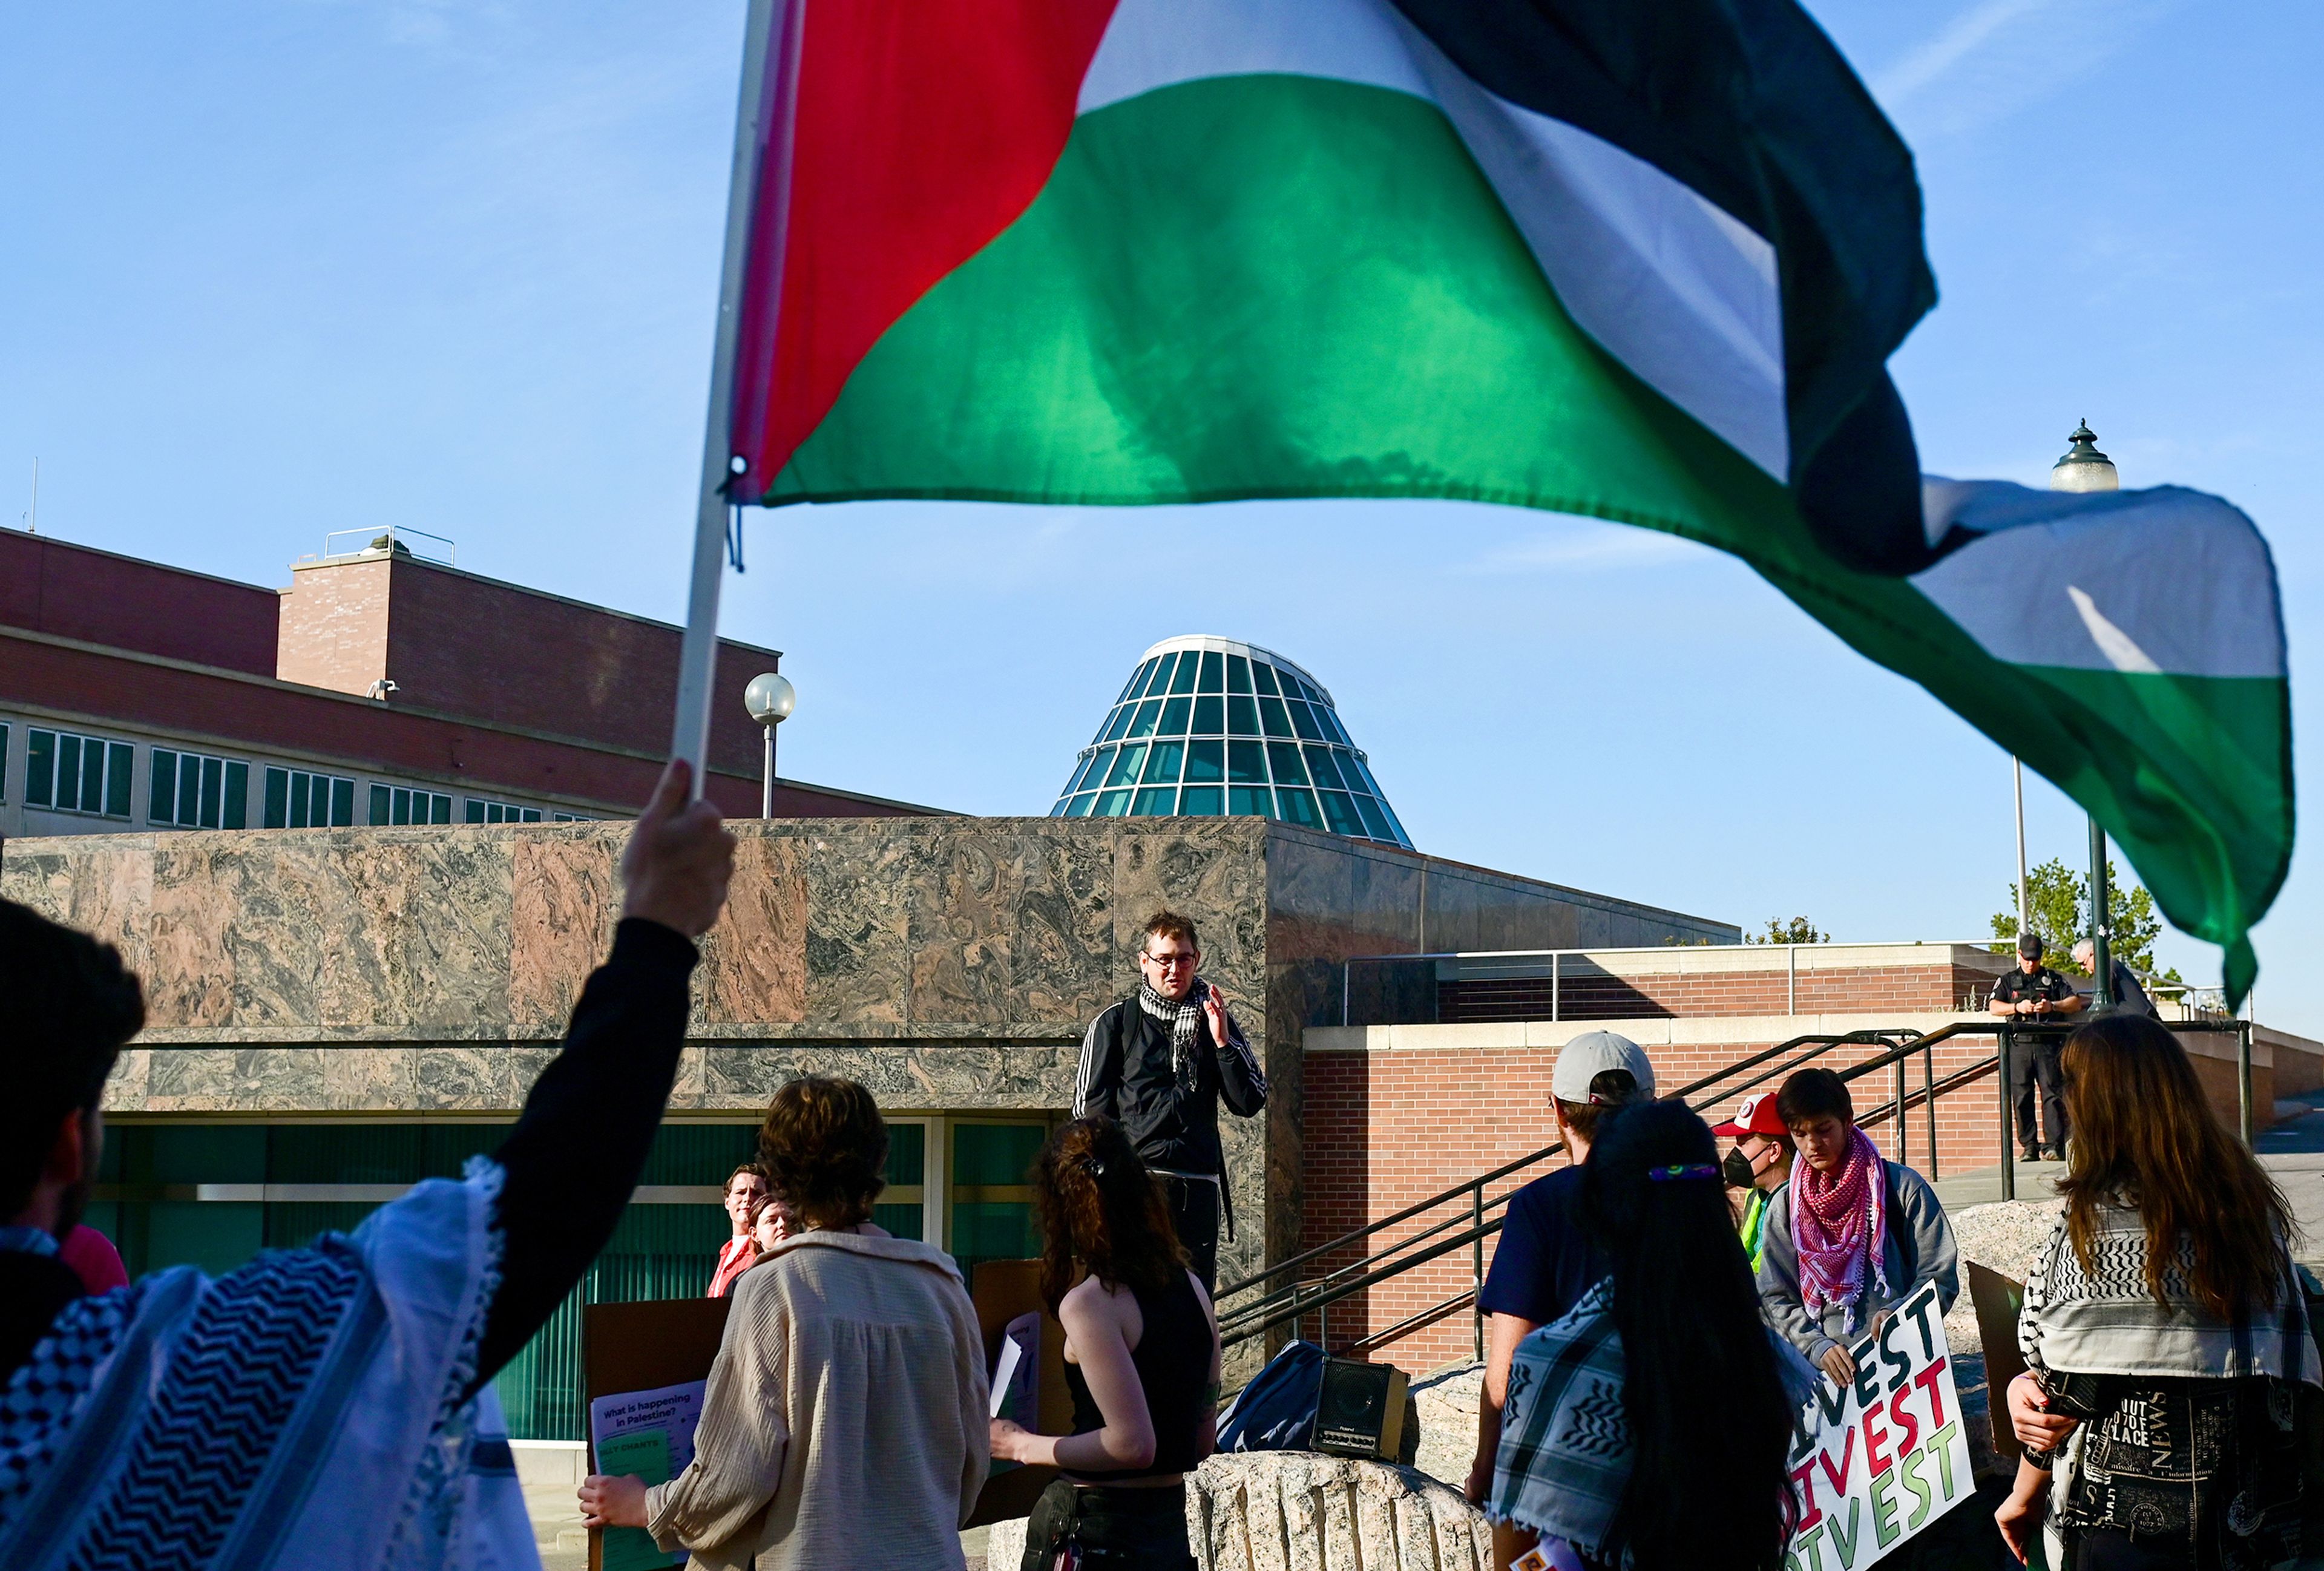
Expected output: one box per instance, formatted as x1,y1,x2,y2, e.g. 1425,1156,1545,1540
1,525,938,837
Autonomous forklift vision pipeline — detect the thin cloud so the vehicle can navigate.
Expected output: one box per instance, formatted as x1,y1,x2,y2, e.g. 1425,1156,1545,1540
1869,0,2176,137
1457,522,1698,576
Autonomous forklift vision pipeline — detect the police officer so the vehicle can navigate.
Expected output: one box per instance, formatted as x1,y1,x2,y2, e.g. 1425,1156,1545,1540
1989,932,2084,1161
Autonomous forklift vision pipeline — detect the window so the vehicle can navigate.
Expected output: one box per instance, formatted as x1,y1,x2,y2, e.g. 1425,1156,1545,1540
26,729,134,819
151,749,251,829
369,784,452,825
550,812,592,823
0,722,8,803
465,798,545,824
261,767,354,829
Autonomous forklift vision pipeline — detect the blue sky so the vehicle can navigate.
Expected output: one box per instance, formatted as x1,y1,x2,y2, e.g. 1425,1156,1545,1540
5,4,2320,1021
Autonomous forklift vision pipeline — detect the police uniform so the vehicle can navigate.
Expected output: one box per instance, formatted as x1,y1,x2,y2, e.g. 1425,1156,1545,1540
1992,964,2077,1156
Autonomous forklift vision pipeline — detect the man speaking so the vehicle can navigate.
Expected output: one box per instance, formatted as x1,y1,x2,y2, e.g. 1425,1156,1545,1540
1074,911,1267,1288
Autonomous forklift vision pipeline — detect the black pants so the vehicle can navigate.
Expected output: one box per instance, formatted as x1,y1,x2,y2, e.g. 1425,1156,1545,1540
1020,1478,1194,1571
2011,1037,2069,1155
1163,1175,1219,1292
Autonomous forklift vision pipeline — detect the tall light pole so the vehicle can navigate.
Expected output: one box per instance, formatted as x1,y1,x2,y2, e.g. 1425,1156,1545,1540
2013,756,2030,936
744,672,796,818
2051,422,2119,1003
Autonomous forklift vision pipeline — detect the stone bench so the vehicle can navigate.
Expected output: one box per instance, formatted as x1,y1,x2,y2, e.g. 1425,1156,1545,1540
986,1451,1492,1571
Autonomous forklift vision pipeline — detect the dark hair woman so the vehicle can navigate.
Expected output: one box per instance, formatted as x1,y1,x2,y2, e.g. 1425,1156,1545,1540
1487,1098,1811,1571
582,1076,991,1569
992,1118,1220,1571
1997,1015,2319,1570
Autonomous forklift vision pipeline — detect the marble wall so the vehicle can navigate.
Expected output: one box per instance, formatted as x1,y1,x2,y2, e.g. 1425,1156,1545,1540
0,815,1725,1303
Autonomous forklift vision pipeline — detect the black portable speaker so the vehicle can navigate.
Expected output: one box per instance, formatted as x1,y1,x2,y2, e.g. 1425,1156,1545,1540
1312,1356,1410,1460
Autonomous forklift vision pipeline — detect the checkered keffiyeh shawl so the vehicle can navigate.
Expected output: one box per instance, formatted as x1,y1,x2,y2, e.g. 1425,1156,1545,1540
1138,976,1256,1089
1488,1284,1630,1559
1790,1126,1889,1325
2018,1200,2321,1386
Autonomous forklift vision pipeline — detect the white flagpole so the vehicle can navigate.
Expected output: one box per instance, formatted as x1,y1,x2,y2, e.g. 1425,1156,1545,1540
671,0,790,792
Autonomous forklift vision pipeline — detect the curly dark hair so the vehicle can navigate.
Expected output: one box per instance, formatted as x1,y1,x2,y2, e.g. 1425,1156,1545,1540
1,900,145,1217
757,1076,887,1229
1031,1118,1186,1311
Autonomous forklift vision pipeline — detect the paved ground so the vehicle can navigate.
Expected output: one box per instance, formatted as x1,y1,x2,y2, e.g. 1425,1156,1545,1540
1934,1091,2324,1267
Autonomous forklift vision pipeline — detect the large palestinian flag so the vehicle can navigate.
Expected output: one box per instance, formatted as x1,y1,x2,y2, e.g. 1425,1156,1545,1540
720,0,2290,999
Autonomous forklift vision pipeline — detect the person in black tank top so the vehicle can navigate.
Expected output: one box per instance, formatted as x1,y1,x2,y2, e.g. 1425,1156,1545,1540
990,1119,1221,1571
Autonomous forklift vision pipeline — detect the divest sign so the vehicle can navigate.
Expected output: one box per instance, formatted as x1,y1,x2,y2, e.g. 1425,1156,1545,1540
1785,1282,1974,1571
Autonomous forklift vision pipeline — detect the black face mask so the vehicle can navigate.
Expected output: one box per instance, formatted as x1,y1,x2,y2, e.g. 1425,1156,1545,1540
1722,1146,1760,1188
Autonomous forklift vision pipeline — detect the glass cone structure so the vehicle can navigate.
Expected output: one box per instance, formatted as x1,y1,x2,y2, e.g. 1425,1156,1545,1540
1049,635,1413,848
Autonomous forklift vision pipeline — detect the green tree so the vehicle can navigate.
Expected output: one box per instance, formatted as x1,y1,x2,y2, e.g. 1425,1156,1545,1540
1991,858,2179,983
1746,917,1828,945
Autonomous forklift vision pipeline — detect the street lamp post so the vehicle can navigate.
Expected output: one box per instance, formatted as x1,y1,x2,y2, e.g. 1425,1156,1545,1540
2051,422,2120,1004
743,672,796,818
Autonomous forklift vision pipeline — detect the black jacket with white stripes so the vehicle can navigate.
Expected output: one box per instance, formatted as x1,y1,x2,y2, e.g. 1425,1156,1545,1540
1073,989,1267,1187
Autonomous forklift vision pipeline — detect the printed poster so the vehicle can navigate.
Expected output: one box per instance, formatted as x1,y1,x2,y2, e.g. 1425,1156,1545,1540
588,1379,707,1571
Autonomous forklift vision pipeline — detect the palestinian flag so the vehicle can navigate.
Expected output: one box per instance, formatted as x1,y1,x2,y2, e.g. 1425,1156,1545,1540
721,0,2290,998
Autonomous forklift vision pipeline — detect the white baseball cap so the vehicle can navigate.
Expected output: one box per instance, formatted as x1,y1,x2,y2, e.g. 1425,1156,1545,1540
1551,1030,1655,1104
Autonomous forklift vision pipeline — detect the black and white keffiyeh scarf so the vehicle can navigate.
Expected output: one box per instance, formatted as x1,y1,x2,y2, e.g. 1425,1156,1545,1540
1138,976,1265,1095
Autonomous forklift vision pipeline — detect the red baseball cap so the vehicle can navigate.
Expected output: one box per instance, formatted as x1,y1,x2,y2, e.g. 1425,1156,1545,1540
1712,1091,1787,1138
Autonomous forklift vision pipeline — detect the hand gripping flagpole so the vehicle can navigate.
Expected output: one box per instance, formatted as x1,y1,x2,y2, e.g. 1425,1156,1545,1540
670,0,790,795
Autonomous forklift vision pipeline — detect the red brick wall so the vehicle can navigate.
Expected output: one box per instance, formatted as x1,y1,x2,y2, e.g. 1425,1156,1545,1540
1298,1032,2006,1371
0,530,279,675
1440,962,2009,1022
277,558,780,777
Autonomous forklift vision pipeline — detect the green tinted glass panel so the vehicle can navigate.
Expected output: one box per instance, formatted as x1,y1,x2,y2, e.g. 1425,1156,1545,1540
156,752,184,823
1142,653,1178,698
1226,695,1260,735
198,756,222,827
262,766,287,828
1066,793,1097,817
1158,697,1191,734
1318,707,1352,746
1048,797,1072,818
1276,787,1324,828
887,1122,927,1187
1197,651,1224,692
1304,746,1348,790
1227,784,1273,816
143,1201,263,1276
1169,656,1198,695
1131,786,1177,815
1354,794,1395,841
25,729,54,805
1227,740,1267,784
1190,695,1223,735
223,761,248,829
950,1202,1038,1284
1376,797,1413,845
56,735,82,809
1226,655,1253,694
431,795,452,825
369,784,391,825
1180,786,1224,815
954,1123,1046,1186
1258,698,1293,737
1126,700,1162,739
1094,789,1132,816
1143,741,1184,784
1184,739,1224,783
1101,706,1135,743
1267,741,1309,786
467,801,488,824
1250,662,1281,697
1120,660,1157,703
872,1202,924,1240
1288,701,1325,741
330,778,355,825
1319,790,1366,836
1105,744,1146,787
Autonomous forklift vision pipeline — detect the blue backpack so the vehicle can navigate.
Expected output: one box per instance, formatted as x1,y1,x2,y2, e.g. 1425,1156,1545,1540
1216,1339,1324,1452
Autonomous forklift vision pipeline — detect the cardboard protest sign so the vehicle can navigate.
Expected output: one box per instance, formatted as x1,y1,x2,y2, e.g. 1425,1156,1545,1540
583,1297,732,1571
1785,1282,1975,1571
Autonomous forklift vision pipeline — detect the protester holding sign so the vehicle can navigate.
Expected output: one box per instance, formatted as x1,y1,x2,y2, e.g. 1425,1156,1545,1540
0,757,734,1571
1487,1099,1814,1571
1757,1068,1959,1385
993,1118,1221,1571
1997,1015,2320,1570
582,1076,990,1570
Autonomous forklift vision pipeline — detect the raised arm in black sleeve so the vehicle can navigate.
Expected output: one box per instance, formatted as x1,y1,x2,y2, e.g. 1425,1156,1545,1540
1214,1009,1269,1117
472,917,698,1388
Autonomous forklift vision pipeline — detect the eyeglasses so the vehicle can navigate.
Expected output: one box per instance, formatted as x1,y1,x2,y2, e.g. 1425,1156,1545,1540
1141,952,1197,970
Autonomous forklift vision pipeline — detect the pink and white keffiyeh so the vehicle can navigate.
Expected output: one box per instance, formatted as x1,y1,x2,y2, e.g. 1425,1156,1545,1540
1790,1126,1889,1323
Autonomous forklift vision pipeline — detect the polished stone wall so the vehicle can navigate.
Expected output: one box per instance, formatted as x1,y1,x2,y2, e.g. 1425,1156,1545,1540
0,816,1729,1300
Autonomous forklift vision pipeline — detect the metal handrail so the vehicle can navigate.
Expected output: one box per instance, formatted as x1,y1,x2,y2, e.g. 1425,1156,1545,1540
1220,1021,2005,1351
